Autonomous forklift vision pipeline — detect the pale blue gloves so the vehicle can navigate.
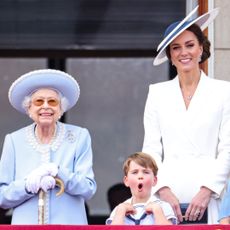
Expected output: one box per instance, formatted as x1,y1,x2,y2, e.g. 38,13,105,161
25,163,58,194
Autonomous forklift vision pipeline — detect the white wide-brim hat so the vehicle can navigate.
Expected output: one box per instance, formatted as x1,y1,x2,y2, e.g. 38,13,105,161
153,5,219,66
8,69,80,114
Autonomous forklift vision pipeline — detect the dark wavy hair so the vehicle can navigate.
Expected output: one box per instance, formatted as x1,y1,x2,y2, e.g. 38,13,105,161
165,23,211,64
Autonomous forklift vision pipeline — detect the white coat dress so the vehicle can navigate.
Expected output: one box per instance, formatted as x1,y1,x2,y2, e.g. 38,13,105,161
142,71,230,224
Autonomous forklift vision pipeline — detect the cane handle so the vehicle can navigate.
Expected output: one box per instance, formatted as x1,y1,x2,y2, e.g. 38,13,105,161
55,177,64,196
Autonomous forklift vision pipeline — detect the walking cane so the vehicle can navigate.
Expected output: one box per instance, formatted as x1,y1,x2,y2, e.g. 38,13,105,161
38,177,64,224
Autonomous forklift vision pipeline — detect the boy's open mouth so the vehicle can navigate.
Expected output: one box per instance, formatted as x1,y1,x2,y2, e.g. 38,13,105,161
138,183,143,190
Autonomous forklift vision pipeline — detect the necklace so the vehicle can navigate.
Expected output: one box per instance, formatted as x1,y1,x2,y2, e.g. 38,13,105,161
181,91,193,101
180,73,200,102
26,122,65,155
34,125,57,145
181,87,195,101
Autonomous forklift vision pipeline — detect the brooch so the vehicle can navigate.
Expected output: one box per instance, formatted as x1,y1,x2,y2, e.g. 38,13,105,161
66,130,76,143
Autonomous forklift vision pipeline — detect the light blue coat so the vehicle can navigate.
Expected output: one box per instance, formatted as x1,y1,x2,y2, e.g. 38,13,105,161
0,122,97,224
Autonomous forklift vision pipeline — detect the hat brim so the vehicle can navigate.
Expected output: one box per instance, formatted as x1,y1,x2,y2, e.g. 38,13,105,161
156,5,199,52
153,7,219,66
8,69,80,114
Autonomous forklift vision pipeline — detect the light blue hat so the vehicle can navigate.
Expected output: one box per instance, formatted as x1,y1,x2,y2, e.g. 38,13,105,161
153,5,219,66
8,69,80,114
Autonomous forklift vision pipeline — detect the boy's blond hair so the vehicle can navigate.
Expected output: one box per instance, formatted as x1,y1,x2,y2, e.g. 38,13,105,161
123,152,158,176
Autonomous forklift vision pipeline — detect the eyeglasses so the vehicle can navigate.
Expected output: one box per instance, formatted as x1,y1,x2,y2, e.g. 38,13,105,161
32,98,60,107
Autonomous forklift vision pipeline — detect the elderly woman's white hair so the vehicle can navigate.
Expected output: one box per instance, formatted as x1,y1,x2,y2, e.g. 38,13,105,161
22,89,69,116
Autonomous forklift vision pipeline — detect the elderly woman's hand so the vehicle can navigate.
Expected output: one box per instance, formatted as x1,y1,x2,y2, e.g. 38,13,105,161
40,176,56,192
25,163,58,194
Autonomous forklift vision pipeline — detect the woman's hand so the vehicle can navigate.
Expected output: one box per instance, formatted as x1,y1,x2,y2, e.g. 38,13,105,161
158,186,183,222
185,186,212,222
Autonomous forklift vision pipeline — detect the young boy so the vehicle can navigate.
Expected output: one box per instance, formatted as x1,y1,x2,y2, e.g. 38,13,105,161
106,152,177,225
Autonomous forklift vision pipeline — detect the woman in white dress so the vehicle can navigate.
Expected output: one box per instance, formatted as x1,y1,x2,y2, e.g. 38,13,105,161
142,6,230,224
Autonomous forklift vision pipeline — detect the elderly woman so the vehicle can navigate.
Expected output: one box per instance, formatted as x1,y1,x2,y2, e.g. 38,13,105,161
0,69,97,224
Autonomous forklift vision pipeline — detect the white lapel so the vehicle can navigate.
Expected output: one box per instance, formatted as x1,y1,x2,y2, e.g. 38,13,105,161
173,71,210,154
